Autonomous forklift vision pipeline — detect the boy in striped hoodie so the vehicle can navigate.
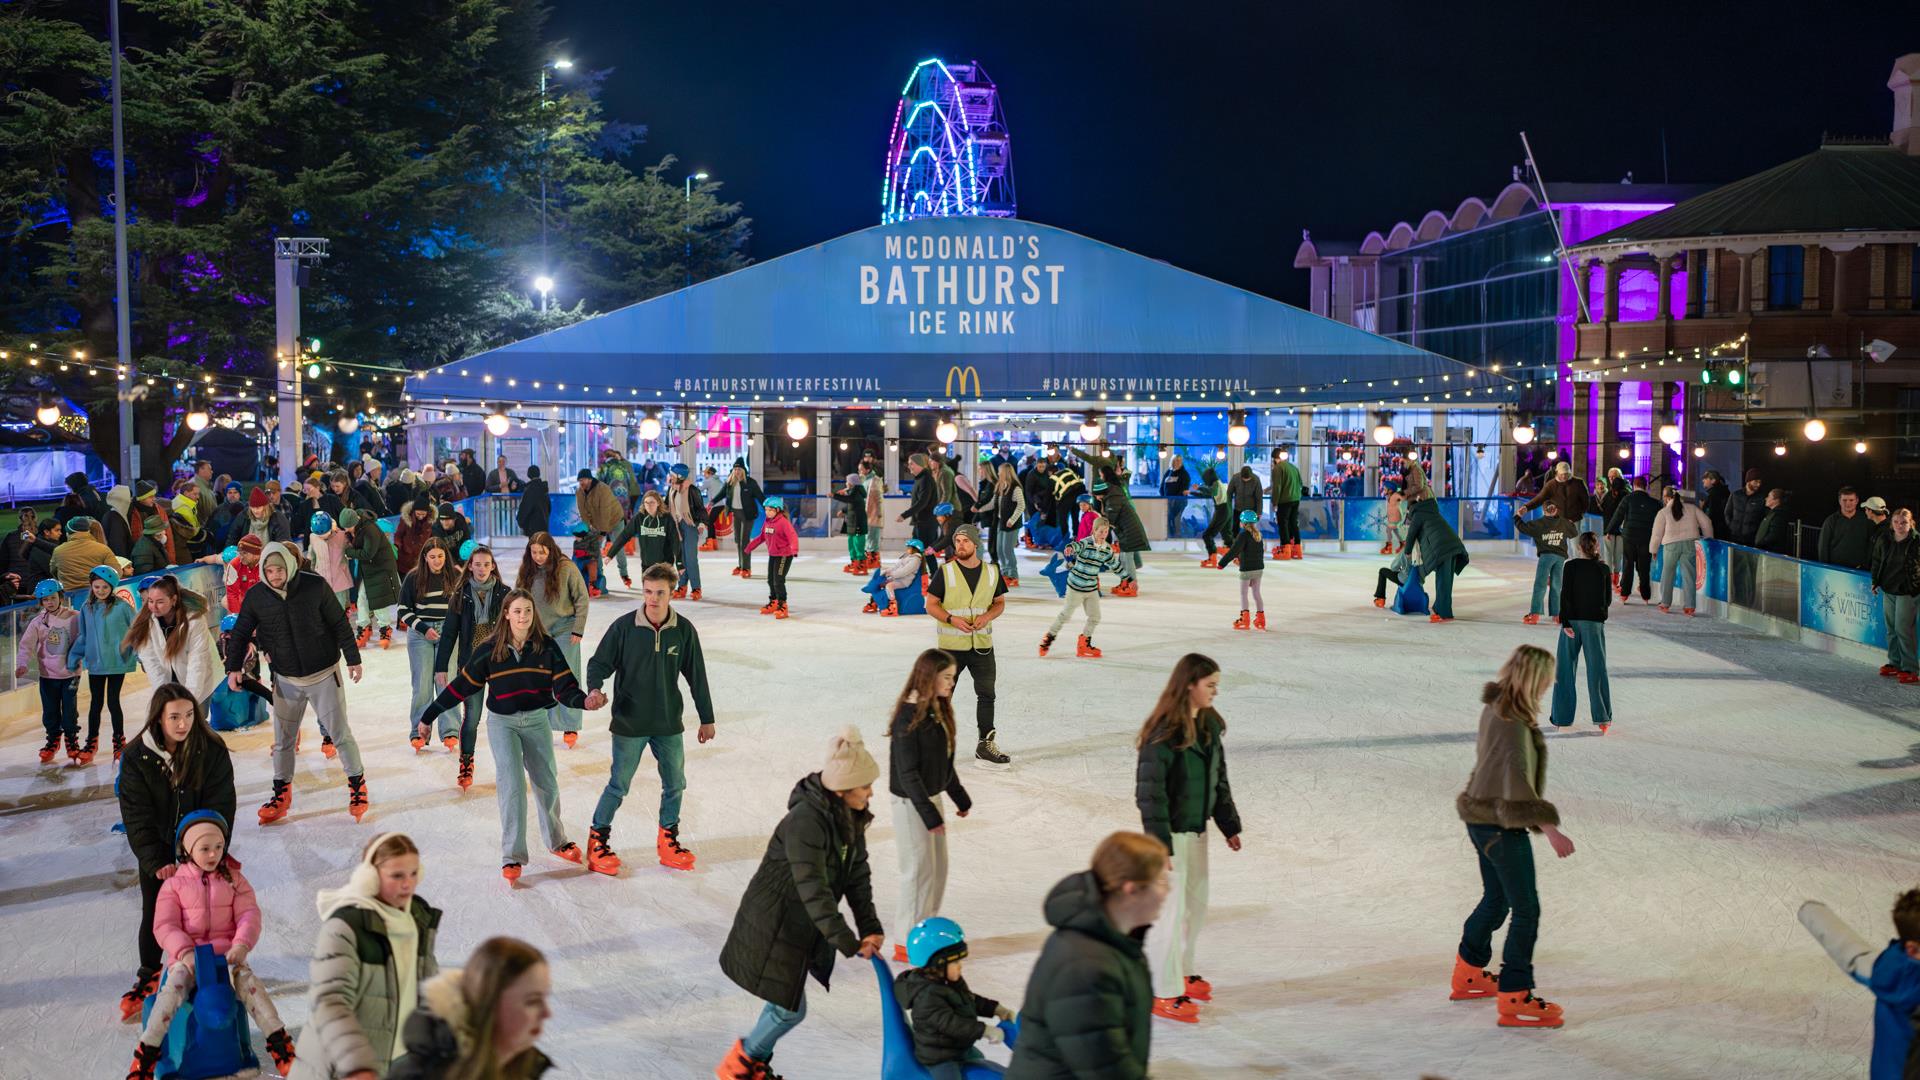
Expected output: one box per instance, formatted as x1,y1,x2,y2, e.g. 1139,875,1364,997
1039,516,1123,658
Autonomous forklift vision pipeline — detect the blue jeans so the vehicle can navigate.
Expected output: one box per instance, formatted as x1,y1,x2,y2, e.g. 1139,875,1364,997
38,676,79,744
1550,620,1611,727
553,636,583,733
1418,561,1457,619
996,526,1020,580
489,709,570,863
930,1050,1005,1078
1658,540,1697,609
1885,592,1919,673
679,521,703,590
593,732,686,830
1529,554,1565,617
1164,496,1187,538
1459,823,1539,992
741,993,805,1061
406,629,450,736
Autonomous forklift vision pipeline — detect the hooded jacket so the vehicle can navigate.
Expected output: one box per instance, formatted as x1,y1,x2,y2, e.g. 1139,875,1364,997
393,514,435,575
17,601,80,679
744,511,799,557
154,820,260,964
1402,497,1469,574
387,969,554,1080
607,507,680,569
132,602,222,702
894,966,1003,1067
103,485,134,556
718,775,882,1012
67,593,137,675
118,729,236,879
517,476,551,536
1006,871,1152,1079
345,521,402,610
225,543,360,680
575,478,625,535
290,885,442,1080
309,526,355,593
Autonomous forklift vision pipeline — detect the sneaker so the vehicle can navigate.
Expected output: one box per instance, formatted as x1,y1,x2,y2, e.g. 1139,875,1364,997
265,1028,295,1076
586,825,621,876
563,731,578,749
975,732,1011,765
1185,974,1214,1001
1151,995,1200,1023
658,824,696,870
346,774,369,822
552,842,583,864
456,756,475,790
1496,989,1564,1028
502,863,522,884
258,780,292,824
118,969,159,1023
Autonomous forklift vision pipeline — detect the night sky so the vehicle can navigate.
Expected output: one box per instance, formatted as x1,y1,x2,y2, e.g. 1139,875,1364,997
546,2,1916,305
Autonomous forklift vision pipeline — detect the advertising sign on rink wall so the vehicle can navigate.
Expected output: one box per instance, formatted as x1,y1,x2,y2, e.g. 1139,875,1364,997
1799,561,1887,649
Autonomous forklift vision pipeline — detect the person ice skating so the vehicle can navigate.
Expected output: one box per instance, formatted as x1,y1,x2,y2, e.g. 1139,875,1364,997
867,539,928,616
1797,891,1920,1080
126,810,296,1079
861,459,887,567
398,540,461,750
582,562,715,876
1134,654,1242,1024
1596,471,1629,579
1227,464,1262,526
1649,485,1712,614
1194,466,1230,566
225,541,370,823
1551,533,1614,731
1401,464,1469,622
435,545,508,788
1049,461,1087,545
116,684,236,1024
210,613,273,733
17,578,82,764
832,472,870,574
514,531,590,747
289,833,441,1080
923,524,1011,765
897,918,1017,1078
716,461,765,578
417,589,598,883
517,465,550,540
340,509,400,648
1217,509,1267,631
901,452,940,551
387,937,553,1080
1605,477,1661,602
667,463,708,598
1071,494,1095,541
1268,448,1304,560
1513,502,1575,624
125,575,222,704
1039,515,1123,658
573,469,625,595
1452,644,1576,1029
1077,465,1146,596
929,501,961,566
1006,831,1166,1078
66,564,136,762
223,532,265,612
887,649,974,961
1873,510,1920,683
989,462,1026,586
744,495,800,618
431,503,470,558
715,727,884,1080
1523,459,1591,526
606,489,681,588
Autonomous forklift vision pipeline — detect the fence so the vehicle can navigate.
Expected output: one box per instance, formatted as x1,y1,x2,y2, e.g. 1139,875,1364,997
0,561,229,698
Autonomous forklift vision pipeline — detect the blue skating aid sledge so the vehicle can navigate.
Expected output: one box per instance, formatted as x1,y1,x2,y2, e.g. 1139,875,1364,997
870,955,1011,1080
1039,553,1070,598
206,681,267,732
1392,572,1430,616
862,569,926,616
139,944,258,1080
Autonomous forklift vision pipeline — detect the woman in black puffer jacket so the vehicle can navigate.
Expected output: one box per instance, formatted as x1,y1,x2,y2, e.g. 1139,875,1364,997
389,937,554,1080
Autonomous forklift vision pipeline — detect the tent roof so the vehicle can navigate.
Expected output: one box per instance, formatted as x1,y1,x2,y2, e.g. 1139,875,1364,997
409,217,1514,407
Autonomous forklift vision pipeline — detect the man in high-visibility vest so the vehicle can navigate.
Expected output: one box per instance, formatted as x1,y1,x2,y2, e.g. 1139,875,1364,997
923,524,1011,765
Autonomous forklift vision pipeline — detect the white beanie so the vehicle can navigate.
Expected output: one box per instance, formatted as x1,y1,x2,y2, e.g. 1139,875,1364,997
820,725,880,791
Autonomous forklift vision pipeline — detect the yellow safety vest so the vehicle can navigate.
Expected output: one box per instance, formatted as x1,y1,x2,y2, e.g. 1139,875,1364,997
935,560,999,652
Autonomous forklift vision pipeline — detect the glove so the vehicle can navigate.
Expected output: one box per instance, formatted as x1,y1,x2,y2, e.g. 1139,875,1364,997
984,1024,1005,1045
994,1005,1015,1021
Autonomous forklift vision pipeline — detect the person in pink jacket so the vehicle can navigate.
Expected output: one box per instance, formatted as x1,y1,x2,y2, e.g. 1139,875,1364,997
306,511,356,610
16,579,81,764
743,496,800,619
129,810,295,1078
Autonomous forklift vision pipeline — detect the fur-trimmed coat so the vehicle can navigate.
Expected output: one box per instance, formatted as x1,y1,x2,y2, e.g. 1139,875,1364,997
387,969,553,1080
1455,694,1558,832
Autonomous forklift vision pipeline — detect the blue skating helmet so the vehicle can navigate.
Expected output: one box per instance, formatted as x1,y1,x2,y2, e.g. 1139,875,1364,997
221,545,240,564
1076,494,1093,505
1238,510,1258,524
907,916,968,968
670,463,690,478
34,579,64,601
934,502,954,516
905,538,926,552
220,614,239,634
459,540,477,561
89,564,122,589
310,511,334,535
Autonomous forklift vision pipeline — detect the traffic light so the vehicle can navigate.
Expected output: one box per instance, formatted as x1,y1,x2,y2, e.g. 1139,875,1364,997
1703,359,1745,386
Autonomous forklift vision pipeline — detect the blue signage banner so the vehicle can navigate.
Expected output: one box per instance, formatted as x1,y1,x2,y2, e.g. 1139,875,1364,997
1702,540,1728,601
1798,561,1887,648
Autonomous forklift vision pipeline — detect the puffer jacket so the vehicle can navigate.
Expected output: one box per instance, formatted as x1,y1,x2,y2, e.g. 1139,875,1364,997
575,480,625,536
718,774,882,1012
387,969,554,1080
67,595,137,675
225,555,359,680
1134,710,1241,849
895,966,1002,1067
1007,870,1152,1080
1606,490,1662,539
1402,497,1469,574
1098,491,1149,553
393,516,434,576
744,512,799,557
118,731,236,880
344,523,401,610
155,860,261,964
289,896,442,1080
133,608,222,702
1648,502,1713,552
1456,691,1558,832
309,527,355,593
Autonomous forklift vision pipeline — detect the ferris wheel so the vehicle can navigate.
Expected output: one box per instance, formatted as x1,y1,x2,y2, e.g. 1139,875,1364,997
880,58,1016,224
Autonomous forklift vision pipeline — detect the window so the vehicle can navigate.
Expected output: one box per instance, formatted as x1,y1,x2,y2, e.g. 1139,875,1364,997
1898,389,1920,465
1767,245,1804,309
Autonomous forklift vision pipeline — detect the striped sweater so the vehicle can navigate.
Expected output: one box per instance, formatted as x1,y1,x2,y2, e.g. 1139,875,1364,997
1063,539,1123,592
415,635,586,724
396,575,453,632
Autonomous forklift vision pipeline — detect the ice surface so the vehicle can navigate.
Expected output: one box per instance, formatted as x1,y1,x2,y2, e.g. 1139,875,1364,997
3,541,1915,1079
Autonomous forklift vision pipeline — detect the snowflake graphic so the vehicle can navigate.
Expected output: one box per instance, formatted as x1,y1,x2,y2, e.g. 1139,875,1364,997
1815,586,1838,617
1363,509,1389,534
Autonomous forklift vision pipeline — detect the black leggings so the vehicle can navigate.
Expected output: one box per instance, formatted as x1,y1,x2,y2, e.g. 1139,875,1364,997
88,673,126,744
138,872,163,975
767,556,793,602
1200,505,1229,552
735,519,753,571
1375,566,1403,600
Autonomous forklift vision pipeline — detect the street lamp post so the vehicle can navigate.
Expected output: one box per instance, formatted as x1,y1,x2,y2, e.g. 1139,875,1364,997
539,58,573,291
108,0,135,483
534,275,554,313
684,171,709,289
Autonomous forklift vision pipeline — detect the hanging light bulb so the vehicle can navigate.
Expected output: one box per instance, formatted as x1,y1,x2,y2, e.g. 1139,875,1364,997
1854,440,1869,455
784,414,809,441
1371,419,1395,446
337,414,360,435
1512,421,1535,446
1546,449,1559,461
638,411,662,441
485,409,510,437
1276,449,1290,462
1803,418,1826,442
935,418,959,445
1773,441,1787,457
1657,420,1681,445
1617,447,1631,460
1693,445,1707,458
35,396,60,426
1078,416,1102,443
1226,410,1250,447
185,400,210,431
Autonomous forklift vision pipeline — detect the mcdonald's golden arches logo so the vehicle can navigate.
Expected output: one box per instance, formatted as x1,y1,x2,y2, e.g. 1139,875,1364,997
945,364,982,398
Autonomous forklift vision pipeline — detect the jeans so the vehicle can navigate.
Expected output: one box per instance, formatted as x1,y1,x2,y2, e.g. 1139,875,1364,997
1886,593,1919,673
1550,620,1612,727
553,635,583,733
946,647,996,740
1529,554,1565,617
742,994,806,1062
1658,540,1698,608
593,732,686,830
37,676,79,745
1418,560,1457,619
679,522,703,589
489,709,570,864
1458,823,1540,992
929,1052,1005,1078
1165,496,1187,538
996,527,1020,580
86,672,126,744
406,629,449,735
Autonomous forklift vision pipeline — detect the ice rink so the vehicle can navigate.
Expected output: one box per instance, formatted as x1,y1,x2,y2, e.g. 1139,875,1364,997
4,539,1916,1079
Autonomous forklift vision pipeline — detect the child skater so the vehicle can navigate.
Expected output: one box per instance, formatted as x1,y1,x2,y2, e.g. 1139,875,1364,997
606,489,680,583
224,534,265,616
17,579,82,764
1217,509,1267,631
1038,515,1122,658
1134,653,1243,1023
1513,501,1575,625
1073,493,1096,540
896,917,1017,1078
68,564,136,762
415,589,600,883
397,539,461,751
1798,890,1920,1080
744,495,800,619
832,472,869,574
868,539,927,616
888,649,973,960
127,810,295,1078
